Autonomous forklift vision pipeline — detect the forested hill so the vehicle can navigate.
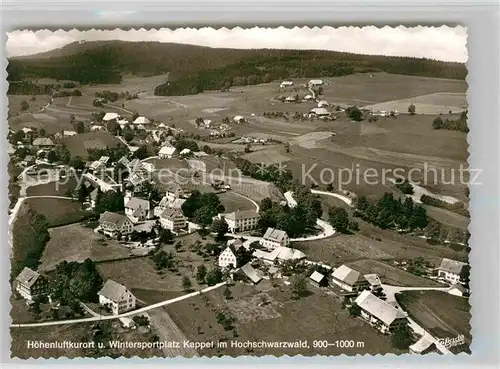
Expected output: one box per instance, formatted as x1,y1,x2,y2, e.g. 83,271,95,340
8,40,467,95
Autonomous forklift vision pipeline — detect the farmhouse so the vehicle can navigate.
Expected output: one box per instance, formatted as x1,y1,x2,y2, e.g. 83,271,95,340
124,195,152,223
218,245,239,269
437,258,467,284
233,115,245,123
118,156,130,167
233,263,262,285
165,182,192,200
14,267,49,301
32,137,55,150
260,227,290,249
309,271,328,287
409,336,439,355
154,196,186,217
118,119,129,129
160,208,187,232
133,116,151,125
218,209,259,232
447,284,468,297
23,155,36,166
303,94,314,101
355,290,408,334
253,247,306,264
83,172,122,192
158,144,176,159
331,265,370,293
280,80,294,88
103,112,120,122
317,100,329,108
309,107,330,118
98,279,136,315
308,79,324,87
364,274,382,290
98,211,134,237
285,96,297,103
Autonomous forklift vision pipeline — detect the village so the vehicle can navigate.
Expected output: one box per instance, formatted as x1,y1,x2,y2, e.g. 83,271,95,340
8,45,471,358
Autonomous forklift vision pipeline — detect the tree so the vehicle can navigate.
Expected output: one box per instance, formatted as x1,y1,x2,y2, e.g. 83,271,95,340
348,302,361,317
391,324,413,349
408,103,416,115
124,130,134,142
182,276,192,291
38,128,46,137
47,150,58,163
244,144,251,153
223,286,233,300
74,121,85,134
348,107,363,121
69,156,85,171
77,184,89,204
205,267,223,286
284,142,290,153
291,276,308,300
69,114,76,124
460,264,470,288
432,116,444,129
158,228,174,244
211,218,229,240
326,182,334,191
260,197,273,212
20,100,30,111
328,207,349,233
107,121,121,136
196,265,207,283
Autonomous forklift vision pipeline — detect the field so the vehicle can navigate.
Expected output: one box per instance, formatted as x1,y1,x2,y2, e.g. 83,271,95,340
361,92,467,115
25,177,78,197
218,191,257,213
346,259,443,287
8,94,51,116
166,281,403,356
39,223,137,271
397,290,471,354
241,149,291,165
97,232,218,304
62,131,123,158
24,197,91,227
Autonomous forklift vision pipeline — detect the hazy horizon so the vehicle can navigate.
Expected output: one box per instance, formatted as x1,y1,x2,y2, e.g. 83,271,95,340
7,26,467,63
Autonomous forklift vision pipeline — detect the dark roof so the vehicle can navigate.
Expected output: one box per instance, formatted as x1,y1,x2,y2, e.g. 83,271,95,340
15,267,42,287
99,211,130,227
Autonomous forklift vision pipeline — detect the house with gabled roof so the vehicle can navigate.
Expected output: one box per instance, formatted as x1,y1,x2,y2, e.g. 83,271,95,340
158,144,176,159
98,211,133,237
437,258,467,284
159,208,187,232
217,209,259,233
103,112,120,122
355,290,408,334
32,137,55,150
331,265,370,293
260,227,290,249
124,195,152,223
14,267,49,301
309,271,328,287
154,196,186,217
233,263,262,284
98,279,136,315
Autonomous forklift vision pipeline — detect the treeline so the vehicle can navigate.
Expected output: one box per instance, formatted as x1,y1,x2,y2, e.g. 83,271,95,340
181,191,225,226
7,81,52,95
51,259,103,303
354,193,428,230
432,111,468,133
11,207,50,280
257,189,322,238
420,194,470,217
230,155,294,193
8,41,466,88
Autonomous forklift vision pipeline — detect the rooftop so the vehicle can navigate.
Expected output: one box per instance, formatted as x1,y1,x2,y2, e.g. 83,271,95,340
98,279,130,302
332,265,366,286
355,290,407,326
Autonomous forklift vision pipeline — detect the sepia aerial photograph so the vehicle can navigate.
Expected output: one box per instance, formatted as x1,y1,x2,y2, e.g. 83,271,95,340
6,26,470,358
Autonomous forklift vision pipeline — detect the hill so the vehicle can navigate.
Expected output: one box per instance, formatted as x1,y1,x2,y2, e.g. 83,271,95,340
8,41,467,96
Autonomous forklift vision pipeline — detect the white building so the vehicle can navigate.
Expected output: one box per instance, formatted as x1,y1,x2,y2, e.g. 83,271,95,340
158,144,176,159
124,195,152,223
160,208,187,231
218,209,259,233
253,247,306,265
331,265,370,293
233,115,245,123
309,107,331,118
280,80,294,88
355,290,408,334
218,245,238,269
447,284,468,297
364,274,382,290
133,116,151,125
98,279,136,315
98,211,134,237
83,173,122,193
260,227,290,249
103,112,120,122
317,100,329,108
14,267,49,301
437,258,467,284
308,79,324,87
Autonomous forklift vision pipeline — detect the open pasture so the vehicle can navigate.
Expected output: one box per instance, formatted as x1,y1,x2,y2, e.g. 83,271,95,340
241,149,291,165
62,131,123,158
39,222,135,272
8,94,51,116
218,191,257,212
167,282,403,356
24,197,90,227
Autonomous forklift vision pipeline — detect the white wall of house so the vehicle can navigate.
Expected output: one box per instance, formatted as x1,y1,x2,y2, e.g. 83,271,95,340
99,292,136,315
438,270,460,284
331,278,353,292
259,236,289,249
218,248,237,269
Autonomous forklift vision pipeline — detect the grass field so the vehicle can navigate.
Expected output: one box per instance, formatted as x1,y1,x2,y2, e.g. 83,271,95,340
218,191,257,213
62,131,123,158
26,177,78,197
8,94,51,116
39,223,135,271
241,149,291,165
397,290,471,354
24,197,91,227
346,259,443,287
166,281,403,356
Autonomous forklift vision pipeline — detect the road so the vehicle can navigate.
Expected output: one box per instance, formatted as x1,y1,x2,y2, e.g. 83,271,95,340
311,189,353,207
11,282,226,328
381,283,452,355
